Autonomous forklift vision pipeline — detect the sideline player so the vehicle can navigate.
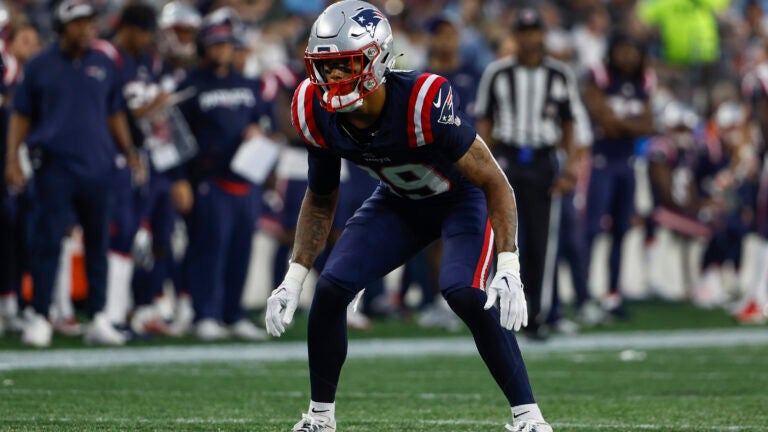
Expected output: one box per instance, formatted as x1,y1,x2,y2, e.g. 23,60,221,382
265,2,552,431
583,33,654,317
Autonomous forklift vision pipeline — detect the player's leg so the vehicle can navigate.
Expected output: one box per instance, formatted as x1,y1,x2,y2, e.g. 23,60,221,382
23,168,73,346
185,181,231,338
222,188,266,340
104,166,139,326
300,191,434,426
605,162,635,315
131,175,176,334
585,159,614,283
438,188,548,429
74,175,127,345
0,192,17,334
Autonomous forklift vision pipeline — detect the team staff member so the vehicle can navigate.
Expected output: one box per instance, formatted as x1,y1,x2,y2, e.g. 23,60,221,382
4,0,142,347
175,9,268,342
475,8,588,339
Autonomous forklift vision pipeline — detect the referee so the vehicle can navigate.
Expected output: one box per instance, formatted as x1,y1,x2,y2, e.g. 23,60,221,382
475,8,588,339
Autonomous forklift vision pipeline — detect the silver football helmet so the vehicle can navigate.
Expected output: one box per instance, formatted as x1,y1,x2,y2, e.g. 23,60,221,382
305,0,396,112
158,1,202,62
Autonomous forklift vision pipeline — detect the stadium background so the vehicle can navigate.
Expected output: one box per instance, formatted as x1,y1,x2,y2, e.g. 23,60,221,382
0,1,767,431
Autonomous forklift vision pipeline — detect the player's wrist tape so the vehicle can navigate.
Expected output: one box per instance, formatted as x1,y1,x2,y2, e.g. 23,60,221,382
285,262,310,284
497,251,520,274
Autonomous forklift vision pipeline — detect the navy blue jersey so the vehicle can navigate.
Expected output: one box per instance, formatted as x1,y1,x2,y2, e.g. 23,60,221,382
94,40,163,148
291,71,477,199
12,43,124,178
177,67,269,183
590,65,654,159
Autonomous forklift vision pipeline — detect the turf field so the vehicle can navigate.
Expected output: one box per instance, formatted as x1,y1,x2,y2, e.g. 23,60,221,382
1,302,766,432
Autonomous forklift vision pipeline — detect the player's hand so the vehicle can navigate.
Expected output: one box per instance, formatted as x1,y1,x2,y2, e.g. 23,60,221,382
550,173,577,194
484,252,528,331
265,263,309,337
127,153,147,186
171,180,194,214
4,158,26,192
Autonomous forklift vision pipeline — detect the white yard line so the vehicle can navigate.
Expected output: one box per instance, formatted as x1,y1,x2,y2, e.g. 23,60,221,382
0,328,767,371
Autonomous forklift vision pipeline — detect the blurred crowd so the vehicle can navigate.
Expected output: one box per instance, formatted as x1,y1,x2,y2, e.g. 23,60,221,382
1,0,768,348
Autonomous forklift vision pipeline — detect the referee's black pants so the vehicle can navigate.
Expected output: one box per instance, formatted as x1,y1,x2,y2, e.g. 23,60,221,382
495,146,560,335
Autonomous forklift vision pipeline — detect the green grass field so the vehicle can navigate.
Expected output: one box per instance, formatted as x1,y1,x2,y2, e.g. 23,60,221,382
1,302,766,432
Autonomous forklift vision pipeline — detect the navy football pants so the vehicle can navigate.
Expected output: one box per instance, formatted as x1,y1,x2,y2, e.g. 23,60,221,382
586,157,635,294
30,165,113,318
185,179,259,324
307,186,535,406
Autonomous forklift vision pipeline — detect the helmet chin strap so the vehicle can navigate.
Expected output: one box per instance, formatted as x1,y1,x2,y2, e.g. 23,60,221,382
323,87,364,112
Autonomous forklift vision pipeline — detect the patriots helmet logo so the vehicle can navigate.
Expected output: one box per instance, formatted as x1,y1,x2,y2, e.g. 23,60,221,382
350,9,386,38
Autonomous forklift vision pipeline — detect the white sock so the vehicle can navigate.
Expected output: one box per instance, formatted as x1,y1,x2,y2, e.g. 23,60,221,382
309,401,335,421
751,240,768,305
511,404,544,423
105,252,134,325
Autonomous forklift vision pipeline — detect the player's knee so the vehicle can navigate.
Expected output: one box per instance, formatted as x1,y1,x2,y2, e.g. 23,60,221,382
444,287,486,318
311,276,357,311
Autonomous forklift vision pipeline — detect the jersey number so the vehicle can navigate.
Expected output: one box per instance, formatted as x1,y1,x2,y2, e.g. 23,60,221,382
360,164,451,199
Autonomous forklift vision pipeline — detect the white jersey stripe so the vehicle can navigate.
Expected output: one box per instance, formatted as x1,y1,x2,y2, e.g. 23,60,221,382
296,81,320,148
480,229,495,290
413,74,441,147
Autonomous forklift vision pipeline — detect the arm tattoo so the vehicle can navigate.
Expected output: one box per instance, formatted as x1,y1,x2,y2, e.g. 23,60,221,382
291,188,339,268
456,140,519,254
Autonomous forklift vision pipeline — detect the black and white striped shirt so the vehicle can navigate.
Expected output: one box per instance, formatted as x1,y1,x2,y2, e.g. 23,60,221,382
475,57,588,148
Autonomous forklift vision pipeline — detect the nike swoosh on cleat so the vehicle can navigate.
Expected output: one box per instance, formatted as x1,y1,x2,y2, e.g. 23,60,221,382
311,408,330,414
513,411,530,419
433,89,442,108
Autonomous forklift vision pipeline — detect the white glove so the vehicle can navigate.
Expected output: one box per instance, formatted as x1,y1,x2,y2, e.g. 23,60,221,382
484,252,528,331
265,263,309,337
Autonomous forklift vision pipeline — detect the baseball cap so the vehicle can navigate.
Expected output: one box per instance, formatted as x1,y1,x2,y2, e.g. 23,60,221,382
514,8,543,31
56,0,96,25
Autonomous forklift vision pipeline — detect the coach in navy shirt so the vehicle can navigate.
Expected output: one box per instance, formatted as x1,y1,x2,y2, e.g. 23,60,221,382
3,0,142,347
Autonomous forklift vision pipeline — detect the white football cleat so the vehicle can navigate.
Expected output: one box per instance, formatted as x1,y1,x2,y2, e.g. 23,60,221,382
292,413,336,432
346,304,371,330
21,309,52,348
505,420,554,432
417,299,461,332
170,294,194,336
195,319,230,341
84,313,127,346
229,319,268,341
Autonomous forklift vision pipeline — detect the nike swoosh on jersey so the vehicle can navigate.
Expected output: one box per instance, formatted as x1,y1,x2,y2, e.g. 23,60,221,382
433,89,442,108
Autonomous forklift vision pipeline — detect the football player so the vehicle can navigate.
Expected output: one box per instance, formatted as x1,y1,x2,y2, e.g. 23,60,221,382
265,2,552,431
583,32,655,317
